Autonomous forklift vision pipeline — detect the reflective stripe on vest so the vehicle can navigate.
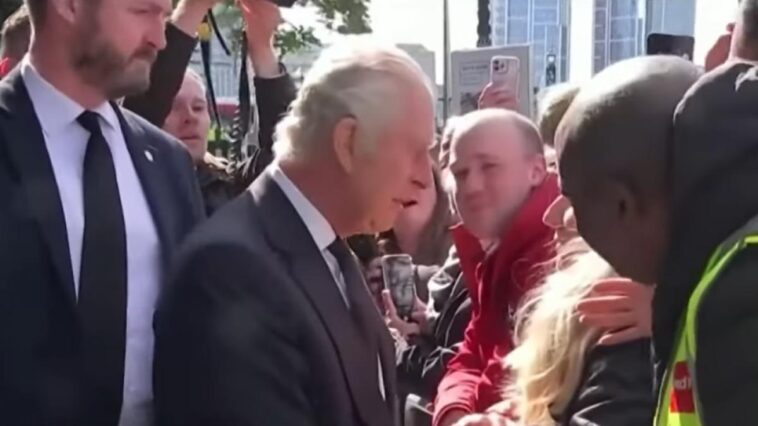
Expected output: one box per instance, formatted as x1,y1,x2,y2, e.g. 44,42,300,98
654,234,758,426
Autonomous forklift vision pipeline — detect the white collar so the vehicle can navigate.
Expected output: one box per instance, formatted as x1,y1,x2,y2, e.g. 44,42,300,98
21,57,120,136
269,163,336,252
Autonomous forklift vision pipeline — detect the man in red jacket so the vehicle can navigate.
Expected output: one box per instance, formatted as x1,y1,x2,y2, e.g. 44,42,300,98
434,109,558,426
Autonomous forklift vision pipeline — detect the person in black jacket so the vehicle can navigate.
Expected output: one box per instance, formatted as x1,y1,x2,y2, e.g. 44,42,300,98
123,0,296,214
553,55,758,425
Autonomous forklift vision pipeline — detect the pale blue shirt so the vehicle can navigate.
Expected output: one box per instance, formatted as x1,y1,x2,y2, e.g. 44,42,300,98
22,59,161,426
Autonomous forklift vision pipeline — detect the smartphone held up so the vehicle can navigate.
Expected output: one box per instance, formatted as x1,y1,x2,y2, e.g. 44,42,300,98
490,56,520,94
646,33,695,61
381,255,417,320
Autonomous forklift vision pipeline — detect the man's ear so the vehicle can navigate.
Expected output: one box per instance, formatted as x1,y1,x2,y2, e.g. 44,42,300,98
528,154,548,186
607,179,638,224
333,116,359,174
50,0,78,23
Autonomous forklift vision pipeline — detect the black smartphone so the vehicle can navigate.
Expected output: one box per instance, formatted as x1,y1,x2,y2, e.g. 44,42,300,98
380,254,417,319
647,33,695,61
267,0,297,7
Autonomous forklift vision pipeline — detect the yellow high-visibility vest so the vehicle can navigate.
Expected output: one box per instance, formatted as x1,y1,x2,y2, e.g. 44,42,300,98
655,227,758,426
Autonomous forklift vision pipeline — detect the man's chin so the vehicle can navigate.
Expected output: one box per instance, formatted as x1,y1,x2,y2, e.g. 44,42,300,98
364,215,396,235
107,72,151,99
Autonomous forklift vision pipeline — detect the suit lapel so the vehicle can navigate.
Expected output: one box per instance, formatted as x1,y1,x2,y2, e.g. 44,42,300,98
249,171,393,426
116,108,176,268
0,70,76,306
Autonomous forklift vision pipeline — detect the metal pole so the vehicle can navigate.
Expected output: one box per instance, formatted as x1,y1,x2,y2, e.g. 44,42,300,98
442,0,450,121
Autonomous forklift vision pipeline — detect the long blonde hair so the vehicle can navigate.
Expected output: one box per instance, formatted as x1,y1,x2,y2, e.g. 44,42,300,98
503,238,614,425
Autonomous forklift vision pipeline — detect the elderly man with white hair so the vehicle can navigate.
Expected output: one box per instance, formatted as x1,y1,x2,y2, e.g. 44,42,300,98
153,36,436,426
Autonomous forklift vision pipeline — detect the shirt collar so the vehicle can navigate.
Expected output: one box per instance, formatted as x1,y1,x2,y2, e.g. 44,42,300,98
21,57,120,135
269,163,336,252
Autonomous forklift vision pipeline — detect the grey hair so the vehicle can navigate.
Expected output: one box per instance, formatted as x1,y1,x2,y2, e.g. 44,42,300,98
273,36,435,161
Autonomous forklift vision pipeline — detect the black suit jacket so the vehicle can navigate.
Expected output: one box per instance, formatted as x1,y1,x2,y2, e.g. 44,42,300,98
0,69,205,425
154,170,399,426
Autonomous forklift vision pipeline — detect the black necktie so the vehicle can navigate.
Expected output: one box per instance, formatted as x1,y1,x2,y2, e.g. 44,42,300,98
327,239,380,348
77,111,127,424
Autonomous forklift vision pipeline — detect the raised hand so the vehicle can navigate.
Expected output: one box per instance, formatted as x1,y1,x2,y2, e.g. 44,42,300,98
171,0,226,37
237,0,282,77
478,82,519,111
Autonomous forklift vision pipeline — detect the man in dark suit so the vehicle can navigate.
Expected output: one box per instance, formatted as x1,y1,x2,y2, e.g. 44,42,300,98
154,39,437,426
0,0,204,425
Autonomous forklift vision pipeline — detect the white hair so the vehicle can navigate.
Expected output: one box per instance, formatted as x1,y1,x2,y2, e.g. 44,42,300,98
273,36,435,161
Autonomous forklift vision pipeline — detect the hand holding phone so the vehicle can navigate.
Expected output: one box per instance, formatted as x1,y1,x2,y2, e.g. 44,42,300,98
381,255,417,320
490,56,520,93
480,56,520,110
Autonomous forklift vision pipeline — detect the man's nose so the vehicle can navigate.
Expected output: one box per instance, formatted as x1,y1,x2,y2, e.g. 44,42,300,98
411,154,434,190
183,109,199,125
147,20,167,51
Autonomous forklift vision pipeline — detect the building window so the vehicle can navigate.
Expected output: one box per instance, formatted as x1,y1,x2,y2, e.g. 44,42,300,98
508,0,529,18
507,18,529,43
610,17,637,39
493,0,569,88
534,8,558,24
609,40,636,61
611,0,636,16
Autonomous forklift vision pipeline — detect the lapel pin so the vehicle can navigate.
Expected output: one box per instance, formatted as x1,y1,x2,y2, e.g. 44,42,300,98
145,150,154,162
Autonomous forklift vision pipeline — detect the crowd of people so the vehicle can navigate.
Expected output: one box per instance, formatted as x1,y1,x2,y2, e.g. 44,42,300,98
2,0,758,425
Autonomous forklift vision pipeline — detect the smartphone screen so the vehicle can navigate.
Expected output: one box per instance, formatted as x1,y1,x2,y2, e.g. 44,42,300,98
380,255,416,319
647,33,695,61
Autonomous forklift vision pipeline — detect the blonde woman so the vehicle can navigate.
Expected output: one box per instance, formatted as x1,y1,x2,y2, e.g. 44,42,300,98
454,196,654,426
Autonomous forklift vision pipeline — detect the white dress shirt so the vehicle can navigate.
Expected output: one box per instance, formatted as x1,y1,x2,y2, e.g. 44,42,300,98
22,60,161,426
268,164,386,399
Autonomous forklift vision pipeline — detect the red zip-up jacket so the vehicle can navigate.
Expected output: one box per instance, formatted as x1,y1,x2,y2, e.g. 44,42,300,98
0,58,12,80
433,175,558,425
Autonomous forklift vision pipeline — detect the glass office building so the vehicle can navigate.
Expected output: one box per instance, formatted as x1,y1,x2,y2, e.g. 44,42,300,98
491,0,570,87
494,0,696,82
592,0,646,74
